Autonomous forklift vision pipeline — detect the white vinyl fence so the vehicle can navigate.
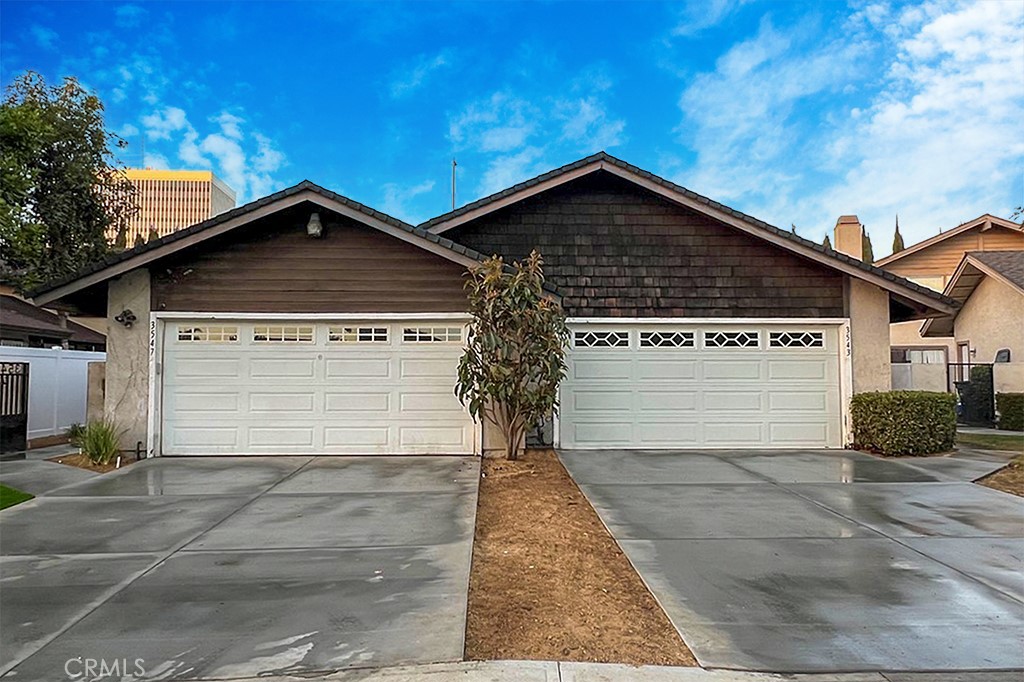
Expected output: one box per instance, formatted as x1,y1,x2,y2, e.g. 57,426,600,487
0,346,105,440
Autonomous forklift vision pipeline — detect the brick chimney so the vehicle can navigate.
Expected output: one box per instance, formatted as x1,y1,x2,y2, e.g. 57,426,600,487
834,215,864,260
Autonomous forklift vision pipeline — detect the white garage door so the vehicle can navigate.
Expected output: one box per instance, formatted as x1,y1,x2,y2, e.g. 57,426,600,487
559,323,843,449
160,320,476,455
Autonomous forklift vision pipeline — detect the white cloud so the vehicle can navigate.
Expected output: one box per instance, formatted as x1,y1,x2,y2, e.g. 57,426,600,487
479,147,547,197
115,4,146,29
141,106,189,140
117,123,140,139
136,105,286,201
215,111,245,140
557,97,625,150
672,0,750,37
30,25,58,50
380,179,437,220
143,151,170,169
390,51,452,98
449,92,538,152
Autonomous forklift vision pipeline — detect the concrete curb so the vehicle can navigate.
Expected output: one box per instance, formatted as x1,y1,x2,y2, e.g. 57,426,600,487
191,659,998,682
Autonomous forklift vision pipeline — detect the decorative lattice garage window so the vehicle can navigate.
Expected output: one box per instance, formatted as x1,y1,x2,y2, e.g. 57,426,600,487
329,327,388,343
177,326,238,343
639,331,695,348
769,331,824,348
703,330,759,348
573,330,630,348
253,325,314,343
403,327,463,343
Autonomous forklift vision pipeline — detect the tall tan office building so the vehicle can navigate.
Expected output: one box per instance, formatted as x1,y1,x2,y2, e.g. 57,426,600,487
111,169,237,244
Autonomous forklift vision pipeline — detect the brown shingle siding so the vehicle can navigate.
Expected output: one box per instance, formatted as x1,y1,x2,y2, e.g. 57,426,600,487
448,172,844,318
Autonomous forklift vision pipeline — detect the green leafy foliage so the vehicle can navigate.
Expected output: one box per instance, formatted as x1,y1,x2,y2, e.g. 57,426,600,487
455,250,569,460
79,420,124,465
0,71,137,291
861,231,875,263
851,391,956,456
65,422,86,447
892,222,905,253
996,392,1024,432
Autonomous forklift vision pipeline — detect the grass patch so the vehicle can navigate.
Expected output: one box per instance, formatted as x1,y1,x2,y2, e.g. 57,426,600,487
979,456,1023,497
0,484,33,510
957,431,1024,453
465,449,695,666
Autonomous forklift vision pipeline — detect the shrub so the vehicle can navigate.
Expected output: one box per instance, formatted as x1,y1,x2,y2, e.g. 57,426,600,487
996,393,1024,432
79,420,123,465
65,423,86,447
851,391,956,456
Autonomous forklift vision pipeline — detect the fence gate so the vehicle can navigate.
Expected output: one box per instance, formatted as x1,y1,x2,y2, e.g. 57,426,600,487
948,362,994,426
1,362,30,454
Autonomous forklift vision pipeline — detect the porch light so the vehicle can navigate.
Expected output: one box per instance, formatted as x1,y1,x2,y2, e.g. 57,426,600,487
306,212,323,238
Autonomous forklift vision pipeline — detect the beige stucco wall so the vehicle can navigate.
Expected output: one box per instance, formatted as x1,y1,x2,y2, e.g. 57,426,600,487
105,269,151,450
994,363,1024,394
954,276,1024,365
890,320,956,360
849,278,891,393
891,363,947,392
86,362,106,423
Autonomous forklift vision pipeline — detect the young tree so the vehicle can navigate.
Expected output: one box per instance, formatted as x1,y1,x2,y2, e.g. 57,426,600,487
862,230,875,263
0,72,137,291
455,250,569,460
892,215,905,254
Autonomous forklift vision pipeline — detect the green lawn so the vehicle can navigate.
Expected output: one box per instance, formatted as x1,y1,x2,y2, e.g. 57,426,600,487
957,431,1024,453
0,484,33,510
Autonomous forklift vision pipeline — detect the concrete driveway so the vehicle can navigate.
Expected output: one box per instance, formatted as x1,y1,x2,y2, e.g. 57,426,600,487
559,448,1024,673
0,456,479,681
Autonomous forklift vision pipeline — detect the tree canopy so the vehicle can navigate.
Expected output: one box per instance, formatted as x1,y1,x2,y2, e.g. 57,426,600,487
862,231,875,263
0,72,136,292
892,217,905,254
455,251,569,460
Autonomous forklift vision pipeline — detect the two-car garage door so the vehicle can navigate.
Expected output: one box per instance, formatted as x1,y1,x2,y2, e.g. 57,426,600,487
559,323,844,449
160,320,476,455
158,318,844,455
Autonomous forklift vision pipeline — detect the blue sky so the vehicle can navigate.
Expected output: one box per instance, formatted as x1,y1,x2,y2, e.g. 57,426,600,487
1,0,1021,254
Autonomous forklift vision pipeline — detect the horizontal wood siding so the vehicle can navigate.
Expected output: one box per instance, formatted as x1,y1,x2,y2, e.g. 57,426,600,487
886,227,1024,279
152,203,469,313
447,172,845,317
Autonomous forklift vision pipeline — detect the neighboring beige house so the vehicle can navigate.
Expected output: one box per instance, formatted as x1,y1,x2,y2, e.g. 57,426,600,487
921,251,1024,393
873,214,1024,390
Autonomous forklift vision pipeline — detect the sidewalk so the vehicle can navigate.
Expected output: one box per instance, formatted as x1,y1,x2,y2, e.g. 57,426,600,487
207,660,1022,682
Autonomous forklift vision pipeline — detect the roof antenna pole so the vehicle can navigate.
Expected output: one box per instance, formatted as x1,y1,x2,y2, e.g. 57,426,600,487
451,158,457,211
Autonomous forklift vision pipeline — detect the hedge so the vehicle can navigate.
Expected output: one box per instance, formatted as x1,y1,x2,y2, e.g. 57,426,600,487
996,393,1024,432
851,391,957,456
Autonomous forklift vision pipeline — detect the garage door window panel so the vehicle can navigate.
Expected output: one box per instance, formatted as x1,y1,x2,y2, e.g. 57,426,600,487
403,327,463,343
329,327,388,343
253,326,314,343
638,331,694,348
177,325,239,343
769,331,824,348
574,330,630,348
703,330,760,348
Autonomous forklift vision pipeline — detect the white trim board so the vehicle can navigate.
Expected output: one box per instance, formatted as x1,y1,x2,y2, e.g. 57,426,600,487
152,312,472,321
567,317,850,325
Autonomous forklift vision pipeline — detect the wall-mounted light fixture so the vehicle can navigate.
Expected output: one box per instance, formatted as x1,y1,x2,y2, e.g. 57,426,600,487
306,212,323,238
114,309,137,328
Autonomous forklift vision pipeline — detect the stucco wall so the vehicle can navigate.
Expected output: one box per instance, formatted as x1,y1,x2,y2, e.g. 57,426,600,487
955,276,1024,364
105,269,151,450
849,278,891,393
994,363,1024,394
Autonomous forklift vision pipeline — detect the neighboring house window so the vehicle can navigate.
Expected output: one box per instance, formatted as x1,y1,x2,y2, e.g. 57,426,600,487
329,327,388,343
252,325,314,343
891,348,946,364
178,326,239,342
703,331,759,348
638,331,694,348
403,327,463,343
769,331,824,348
573,330,629,348
995,348,1011,363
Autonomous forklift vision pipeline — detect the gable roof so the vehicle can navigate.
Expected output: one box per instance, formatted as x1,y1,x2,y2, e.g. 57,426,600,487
421,151,958,315
0,295,106,345
876,214,1023,267
29,181,494,306
921,250,1024,337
